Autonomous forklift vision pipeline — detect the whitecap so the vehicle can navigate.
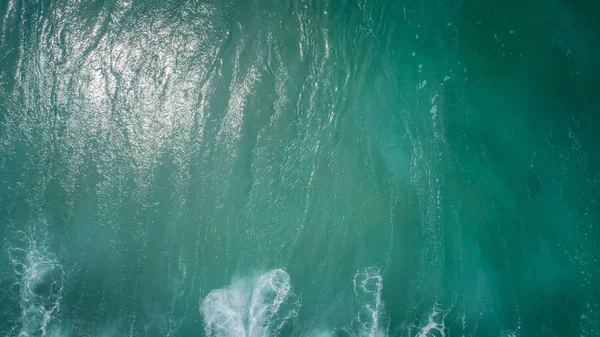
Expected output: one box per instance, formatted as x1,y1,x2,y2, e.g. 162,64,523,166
201,269,299,337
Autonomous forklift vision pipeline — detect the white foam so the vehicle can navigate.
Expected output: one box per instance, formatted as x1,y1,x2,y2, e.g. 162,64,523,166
201,281,248,337
201,269,299,337
351,267,388,337
430,106,438,117
248,270,295,337
7,229,65,337
414,306,447,337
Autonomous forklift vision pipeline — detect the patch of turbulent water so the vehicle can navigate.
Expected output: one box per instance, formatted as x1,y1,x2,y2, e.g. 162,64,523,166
200,269,299,337
5,226,65,337
349,267,388,337
201,267,402,337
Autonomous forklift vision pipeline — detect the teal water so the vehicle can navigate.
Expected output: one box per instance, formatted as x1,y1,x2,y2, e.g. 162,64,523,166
1,0,599,336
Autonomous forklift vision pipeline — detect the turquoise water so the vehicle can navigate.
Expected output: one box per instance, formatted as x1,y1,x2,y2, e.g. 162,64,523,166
1,0,599,336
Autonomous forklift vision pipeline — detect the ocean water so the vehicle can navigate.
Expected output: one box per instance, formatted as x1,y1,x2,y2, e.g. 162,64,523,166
1,0,599,336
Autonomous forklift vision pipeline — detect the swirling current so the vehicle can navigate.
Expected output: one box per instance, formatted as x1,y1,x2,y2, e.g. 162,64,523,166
1,0,599,336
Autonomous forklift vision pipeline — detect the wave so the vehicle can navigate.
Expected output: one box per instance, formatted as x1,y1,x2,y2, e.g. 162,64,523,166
200,269,300,337
201,267,390,337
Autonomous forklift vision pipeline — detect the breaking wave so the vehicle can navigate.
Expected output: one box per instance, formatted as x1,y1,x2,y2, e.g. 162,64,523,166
200,269,300,337
201,267,391,337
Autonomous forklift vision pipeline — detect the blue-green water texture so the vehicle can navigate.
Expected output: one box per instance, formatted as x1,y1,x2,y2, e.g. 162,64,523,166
1,0,600,336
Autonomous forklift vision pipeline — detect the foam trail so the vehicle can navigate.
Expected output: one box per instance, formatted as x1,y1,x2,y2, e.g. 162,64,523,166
414,306,447,337
200,269,299,337
351,267,388,337
248,269,297,337
6,229,65,337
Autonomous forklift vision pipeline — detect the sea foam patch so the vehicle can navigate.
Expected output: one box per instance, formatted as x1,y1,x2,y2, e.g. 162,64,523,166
201,269,299,337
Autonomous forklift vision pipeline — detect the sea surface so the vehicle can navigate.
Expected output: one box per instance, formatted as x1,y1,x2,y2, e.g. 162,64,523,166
1,0,599,336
